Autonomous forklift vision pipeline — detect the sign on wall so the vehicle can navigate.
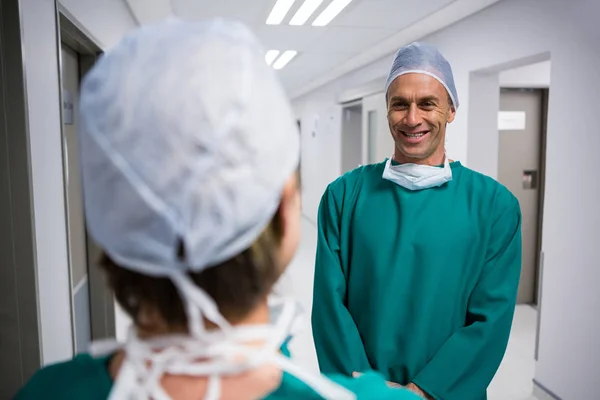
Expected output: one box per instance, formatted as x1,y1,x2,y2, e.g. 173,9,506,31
498,111,526,130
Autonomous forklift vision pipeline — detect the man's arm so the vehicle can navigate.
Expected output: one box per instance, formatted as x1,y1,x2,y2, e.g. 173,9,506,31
410,196,523,400
311,185,371,376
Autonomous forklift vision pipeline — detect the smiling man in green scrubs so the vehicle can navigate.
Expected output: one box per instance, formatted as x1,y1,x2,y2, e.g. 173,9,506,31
311,42,522,400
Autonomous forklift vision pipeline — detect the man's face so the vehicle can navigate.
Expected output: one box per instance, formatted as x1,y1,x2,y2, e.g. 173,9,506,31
386,73,455,163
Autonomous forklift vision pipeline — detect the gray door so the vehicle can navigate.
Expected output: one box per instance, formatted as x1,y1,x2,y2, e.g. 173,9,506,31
362,92,393,164
61,43,92,353
341,104,363,173
58,12,117,343
60,39,117,344
497,89,545,305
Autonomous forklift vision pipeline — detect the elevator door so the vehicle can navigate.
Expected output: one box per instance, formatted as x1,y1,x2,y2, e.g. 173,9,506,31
61,44,91,353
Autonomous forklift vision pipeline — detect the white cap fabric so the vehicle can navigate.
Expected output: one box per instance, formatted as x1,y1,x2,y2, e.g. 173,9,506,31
78,18,300,280
385,42,459,108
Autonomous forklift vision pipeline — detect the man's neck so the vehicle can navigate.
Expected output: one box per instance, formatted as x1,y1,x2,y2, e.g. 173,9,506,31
393,147,445,166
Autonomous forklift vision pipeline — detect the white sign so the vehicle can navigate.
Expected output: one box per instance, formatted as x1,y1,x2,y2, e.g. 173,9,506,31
62,89,74,125
498,111,526,131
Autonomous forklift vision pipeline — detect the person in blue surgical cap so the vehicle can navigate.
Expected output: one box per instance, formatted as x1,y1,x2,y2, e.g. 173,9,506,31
312,42,523,400
15,19,421,400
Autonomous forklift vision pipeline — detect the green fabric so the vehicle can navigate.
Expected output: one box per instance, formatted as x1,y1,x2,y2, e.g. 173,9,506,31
267,370,419,399
390,159,443,167
311,160,522,400
15,348,420,399
15,354,113,400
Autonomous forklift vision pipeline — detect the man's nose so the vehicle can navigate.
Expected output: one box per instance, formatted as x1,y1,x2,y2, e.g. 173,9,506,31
404,104,421,127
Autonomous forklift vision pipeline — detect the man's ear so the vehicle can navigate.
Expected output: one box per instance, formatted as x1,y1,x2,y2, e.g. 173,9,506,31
447,105,456,123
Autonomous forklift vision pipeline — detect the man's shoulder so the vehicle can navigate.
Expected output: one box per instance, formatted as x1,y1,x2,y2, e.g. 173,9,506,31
326,161,386,196
15,354,112,400
457,164,519,212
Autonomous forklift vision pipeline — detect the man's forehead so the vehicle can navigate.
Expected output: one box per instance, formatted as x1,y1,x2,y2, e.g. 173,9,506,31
387,73,448,97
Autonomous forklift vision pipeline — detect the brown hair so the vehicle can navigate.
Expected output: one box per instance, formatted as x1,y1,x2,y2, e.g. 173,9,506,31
101,209,285,330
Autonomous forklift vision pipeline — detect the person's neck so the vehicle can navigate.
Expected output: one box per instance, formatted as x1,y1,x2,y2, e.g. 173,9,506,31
109,300,272,378
237,301,271,326
393,147,445,166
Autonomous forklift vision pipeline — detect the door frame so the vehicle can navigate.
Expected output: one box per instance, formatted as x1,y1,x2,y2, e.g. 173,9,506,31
534,88,549,305
56,8,116,341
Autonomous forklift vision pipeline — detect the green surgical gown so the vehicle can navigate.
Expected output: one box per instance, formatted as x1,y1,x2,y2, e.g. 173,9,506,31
15,352,420,400
311,160,522,400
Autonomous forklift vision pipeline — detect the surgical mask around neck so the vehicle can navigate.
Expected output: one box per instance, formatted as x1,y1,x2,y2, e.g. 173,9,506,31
90,272,356,400
382,155,452,190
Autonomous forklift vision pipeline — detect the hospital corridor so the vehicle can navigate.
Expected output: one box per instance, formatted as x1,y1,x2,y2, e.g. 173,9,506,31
1,0,599,399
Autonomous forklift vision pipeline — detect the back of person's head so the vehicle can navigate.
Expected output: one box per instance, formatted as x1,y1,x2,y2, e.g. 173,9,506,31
101,197,292,331
79,18,356,400
79,18,301,332
76,18,358,400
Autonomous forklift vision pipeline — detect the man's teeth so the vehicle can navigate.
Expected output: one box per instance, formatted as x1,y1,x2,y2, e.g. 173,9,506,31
403,132,427,138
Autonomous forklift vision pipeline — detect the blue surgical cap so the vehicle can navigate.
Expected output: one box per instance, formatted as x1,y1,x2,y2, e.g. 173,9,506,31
385,42,459,108
78,19,300,277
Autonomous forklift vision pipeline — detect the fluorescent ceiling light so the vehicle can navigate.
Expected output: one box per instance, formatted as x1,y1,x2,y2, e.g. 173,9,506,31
312,0,353,26
289,0,323,26
272,50,298,70
266,0,296,25
265,50,281,66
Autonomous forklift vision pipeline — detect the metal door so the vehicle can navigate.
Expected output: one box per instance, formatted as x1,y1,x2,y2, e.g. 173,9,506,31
341,104,363,172
497,88,545,305
362,92,393,164
60,44,92,353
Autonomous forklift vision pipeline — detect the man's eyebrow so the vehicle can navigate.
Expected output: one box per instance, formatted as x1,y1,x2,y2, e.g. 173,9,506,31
389,96,407,103
419,95,441,102
389,95,441,103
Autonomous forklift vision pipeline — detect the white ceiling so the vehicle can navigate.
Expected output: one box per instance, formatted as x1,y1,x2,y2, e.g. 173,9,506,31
125,0,502,98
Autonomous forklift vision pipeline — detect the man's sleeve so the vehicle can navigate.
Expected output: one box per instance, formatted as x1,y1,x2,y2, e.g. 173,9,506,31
411,196,523,400
327,372,422,400
311,185,372,376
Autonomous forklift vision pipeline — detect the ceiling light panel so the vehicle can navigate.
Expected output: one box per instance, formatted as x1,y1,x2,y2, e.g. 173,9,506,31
265,50,281,66
289,0,324,26
266,0,297,25
313,0,353,26
273,50,298,70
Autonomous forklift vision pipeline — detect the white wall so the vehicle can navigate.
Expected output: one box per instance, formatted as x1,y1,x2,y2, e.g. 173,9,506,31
293,0,600,398
59,0,137,50
500,61,551,88
466,72,500,179
20,0,74,365
299,105,342,222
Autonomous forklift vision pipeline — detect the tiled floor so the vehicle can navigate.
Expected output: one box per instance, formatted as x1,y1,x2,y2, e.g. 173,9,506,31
488,305,538,400
282,217,540,399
